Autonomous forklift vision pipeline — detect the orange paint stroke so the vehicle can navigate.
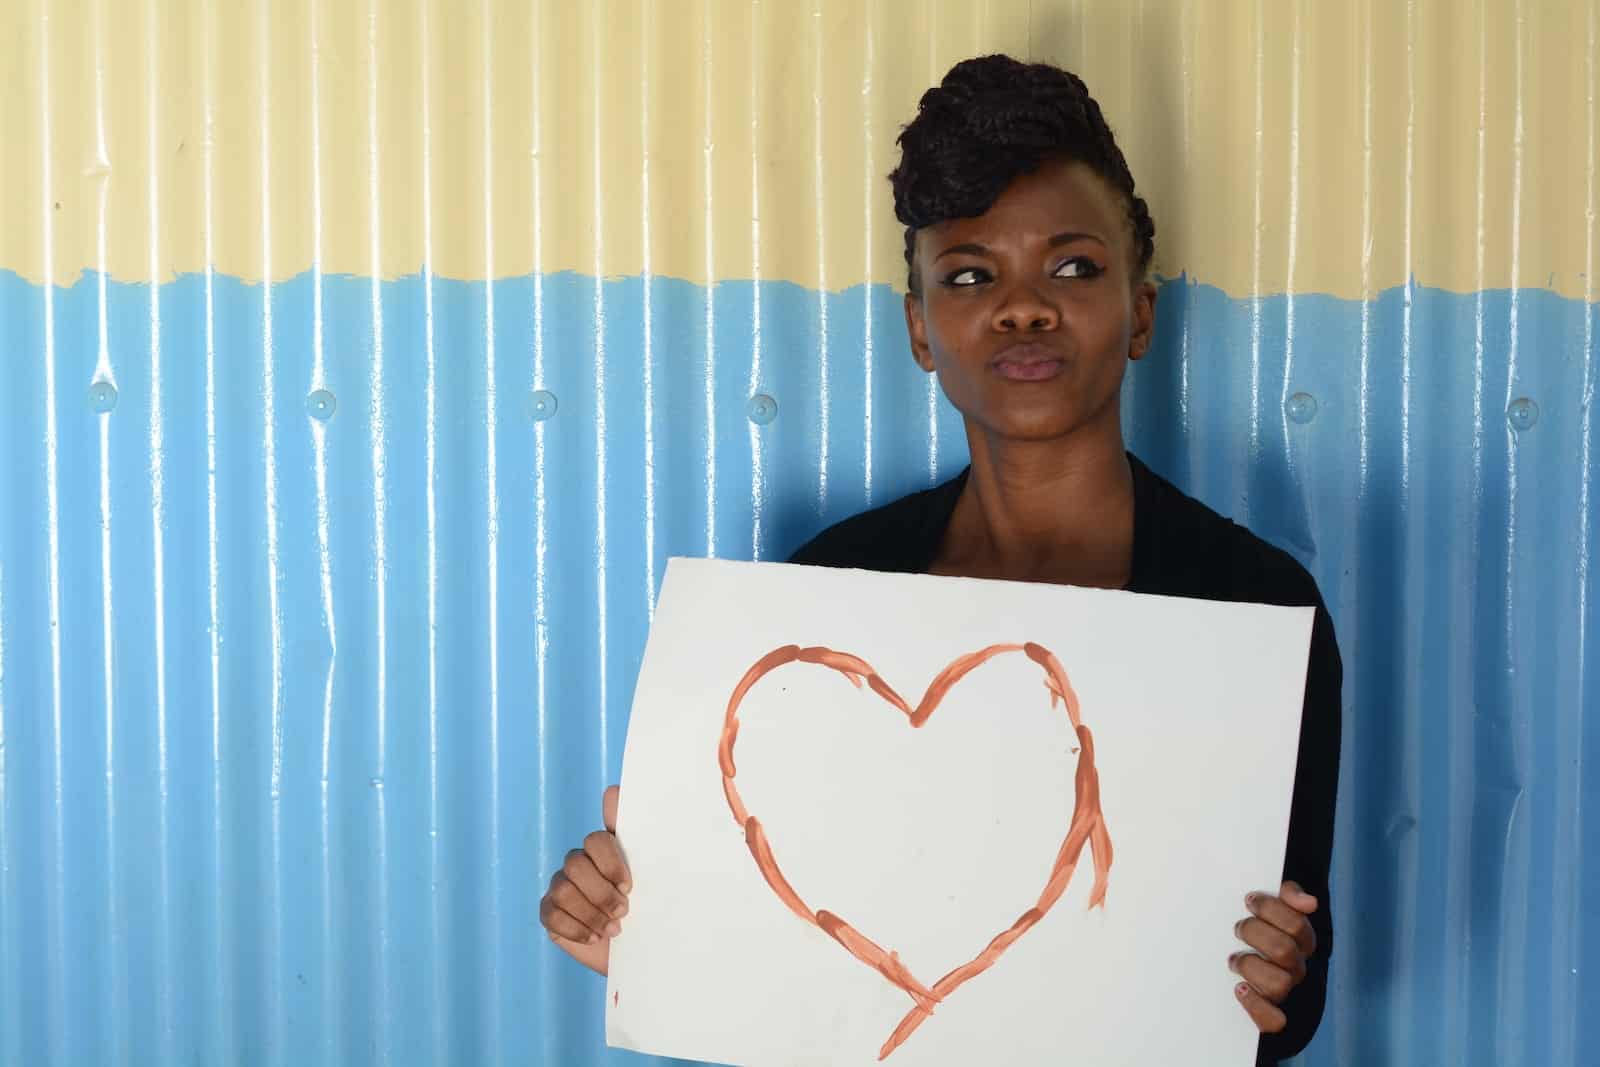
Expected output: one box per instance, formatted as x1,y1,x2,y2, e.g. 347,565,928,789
745,817,815,923
717,642,1112,1059
815,911,941,1014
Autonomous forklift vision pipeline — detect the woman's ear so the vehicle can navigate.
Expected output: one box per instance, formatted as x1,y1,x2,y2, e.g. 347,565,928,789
1128,281,1158,362
904,291,936,373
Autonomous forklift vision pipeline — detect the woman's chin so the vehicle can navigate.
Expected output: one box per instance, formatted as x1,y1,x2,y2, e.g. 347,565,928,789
957,389,1123,449
974,414,1097,446
964,399,1136,450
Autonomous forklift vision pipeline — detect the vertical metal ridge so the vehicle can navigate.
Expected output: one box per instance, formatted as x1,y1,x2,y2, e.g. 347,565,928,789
88,0,129,1060
812,0,830,517
861,5,875,506
1246,6,1264,484
528,2,551,1060
253,1,287,1061
1495,4,1531,1061
1355,0,1375,489
1452,6,1497,1062
307,1,342,1062
747,0,767,557
364,2,394,1060
425,33,451,1067
1335,0,1375,1050
1562,8,1598,1065
1398,0,1416,497
1395,13,1421,1058
480,5,504,1062
1278,2,1302,467
641,0,658,621
199,2,231,1059
1176,0,1197,462
702,0,718,556
1396,3,1426,1054
1434,8,1489,1061
36,3,69,1062
142,0,175,1058
420,2,445,1061
0,559,17,1067
588,0,610,771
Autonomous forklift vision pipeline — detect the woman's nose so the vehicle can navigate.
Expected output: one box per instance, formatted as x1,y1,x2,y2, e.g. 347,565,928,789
992,282,1060,332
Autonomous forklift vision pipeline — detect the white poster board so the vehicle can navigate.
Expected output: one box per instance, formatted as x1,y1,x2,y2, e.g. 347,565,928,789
605,558,1312,1066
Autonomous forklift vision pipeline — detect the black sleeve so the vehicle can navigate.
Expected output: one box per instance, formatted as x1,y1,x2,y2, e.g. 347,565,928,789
786,517,899,572
1256,601,1343,1064
787,534,840,568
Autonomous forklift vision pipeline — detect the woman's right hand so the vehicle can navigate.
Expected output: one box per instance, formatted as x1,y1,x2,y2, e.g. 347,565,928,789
539,785,631,976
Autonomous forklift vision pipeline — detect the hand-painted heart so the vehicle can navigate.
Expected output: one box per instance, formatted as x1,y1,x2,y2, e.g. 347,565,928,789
717,642,1113,1060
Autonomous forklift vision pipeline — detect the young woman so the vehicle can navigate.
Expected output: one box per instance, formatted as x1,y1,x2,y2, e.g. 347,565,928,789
539,54,1342,1065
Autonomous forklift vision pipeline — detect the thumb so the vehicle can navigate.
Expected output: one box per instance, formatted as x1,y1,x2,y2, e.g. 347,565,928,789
603,785,620,834
1281,880,1318,914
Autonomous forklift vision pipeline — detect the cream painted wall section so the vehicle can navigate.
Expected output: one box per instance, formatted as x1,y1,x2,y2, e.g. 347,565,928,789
1,0,1595,299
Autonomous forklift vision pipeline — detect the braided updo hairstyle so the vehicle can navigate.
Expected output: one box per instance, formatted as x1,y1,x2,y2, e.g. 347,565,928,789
890,55,1155,294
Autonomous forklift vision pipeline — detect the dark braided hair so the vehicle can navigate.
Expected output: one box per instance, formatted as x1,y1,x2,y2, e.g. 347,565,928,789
890,55,1155,294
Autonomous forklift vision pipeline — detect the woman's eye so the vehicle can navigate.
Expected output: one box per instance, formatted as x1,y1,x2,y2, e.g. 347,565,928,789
942,267,990,287
1054,257,1104,279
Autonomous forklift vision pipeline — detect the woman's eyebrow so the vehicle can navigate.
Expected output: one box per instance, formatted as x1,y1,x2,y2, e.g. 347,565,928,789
934,232,1107,262
933,241,991,262
1048,231,1106,248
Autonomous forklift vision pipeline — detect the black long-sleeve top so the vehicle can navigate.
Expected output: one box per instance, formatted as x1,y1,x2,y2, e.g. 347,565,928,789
788,452,1343,1065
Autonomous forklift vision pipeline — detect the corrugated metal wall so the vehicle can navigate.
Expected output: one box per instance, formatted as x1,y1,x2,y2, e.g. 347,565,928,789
0,1,1595,1065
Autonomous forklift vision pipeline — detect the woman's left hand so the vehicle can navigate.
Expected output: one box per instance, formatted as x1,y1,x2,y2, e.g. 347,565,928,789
1229,880,1318,1033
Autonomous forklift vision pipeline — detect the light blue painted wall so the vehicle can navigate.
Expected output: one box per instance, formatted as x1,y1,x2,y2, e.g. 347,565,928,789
0,269,1595,1065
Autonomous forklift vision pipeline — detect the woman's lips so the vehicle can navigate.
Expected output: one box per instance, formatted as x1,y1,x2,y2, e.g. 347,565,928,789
993,359,1064,381
991,345,1067,381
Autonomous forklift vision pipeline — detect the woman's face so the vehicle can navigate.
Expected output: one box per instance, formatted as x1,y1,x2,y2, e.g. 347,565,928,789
904,159,1157,447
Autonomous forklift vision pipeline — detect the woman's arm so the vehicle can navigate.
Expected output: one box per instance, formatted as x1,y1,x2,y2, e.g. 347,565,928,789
1255,602,1343,1064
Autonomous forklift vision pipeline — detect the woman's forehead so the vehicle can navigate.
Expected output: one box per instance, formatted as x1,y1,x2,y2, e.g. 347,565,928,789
935,162,1123,239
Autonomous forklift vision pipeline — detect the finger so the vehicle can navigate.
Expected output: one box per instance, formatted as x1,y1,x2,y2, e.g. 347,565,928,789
1280,880,1318,914
1234,981,1287,1033
1230,951,1299,1003
546,926,612,977
540,892,605,944
547,870,616,938
1247,891,1316,957
603,785,620,834
1234,916,1304,973
583,830,632,895
568,844,630,920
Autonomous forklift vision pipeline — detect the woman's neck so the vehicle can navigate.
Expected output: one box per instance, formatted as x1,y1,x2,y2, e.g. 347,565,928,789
931,424,1136,589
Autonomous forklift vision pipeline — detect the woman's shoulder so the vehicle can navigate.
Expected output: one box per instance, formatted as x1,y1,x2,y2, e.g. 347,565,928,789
787,474,966,572
1130,456,1328,614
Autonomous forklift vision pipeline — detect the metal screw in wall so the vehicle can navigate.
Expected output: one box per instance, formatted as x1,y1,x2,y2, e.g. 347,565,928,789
1287,392,1318,425
307,389,337,422
747,393,778,425
529,389,558,422
1506,397,1538,432
88,380,118,413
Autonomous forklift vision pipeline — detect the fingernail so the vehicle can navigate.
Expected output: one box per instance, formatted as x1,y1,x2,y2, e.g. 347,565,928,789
619,882,632,894
1236,983,1249,998
606,921,621,937
1246,892,1261,906
586,933,599,944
